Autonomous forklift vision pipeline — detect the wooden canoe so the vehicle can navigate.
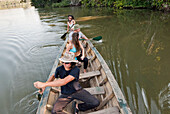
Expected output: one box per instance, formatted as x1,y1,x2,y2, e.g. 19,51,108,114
36,37,132,114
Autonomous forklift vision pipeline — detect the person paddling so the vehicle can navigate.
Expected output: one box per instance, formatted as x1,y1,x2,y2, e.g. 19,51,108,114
67,15,76,32
34,53,100,114
69,24,88,43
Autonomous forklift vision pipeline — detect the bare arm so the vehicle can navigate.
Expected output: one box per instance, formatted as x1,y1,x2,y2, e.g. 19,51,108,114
45,75,75,87
67,22,69,32
83,36,88,40
46,74,55,82
80,32,88,40
79,41,85,59
34,75,75,89
66,43,71,53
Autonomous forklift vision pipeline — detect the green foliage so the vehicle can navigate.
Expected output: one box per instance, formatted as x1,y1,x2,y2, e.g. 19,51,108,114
151,0,164,9
80,0,167,10
31,0,69,8
52,0,70,8
114,1,123,9
31,0,169,10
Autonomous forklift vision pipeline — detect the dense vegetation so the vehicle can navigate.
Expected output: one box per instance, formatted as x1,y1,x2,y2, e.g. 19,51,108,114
81,0,169,9
31,0,170,11
31,0,70,8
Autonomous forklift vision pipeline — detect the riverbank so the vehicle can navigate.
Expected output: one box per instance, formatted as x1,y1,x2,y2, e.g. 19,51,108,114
32,0,170,12
0,0,31,10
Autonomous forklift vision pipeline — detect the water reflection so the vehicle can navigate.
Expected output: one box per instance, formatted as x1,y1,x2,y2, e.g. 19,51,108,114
0,7,64,114
0,7,169,114
78,8,170,114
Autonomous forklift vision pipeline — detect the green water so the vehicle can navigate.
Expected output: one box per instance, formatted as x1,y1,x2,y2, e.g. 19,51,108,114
0,7,169,114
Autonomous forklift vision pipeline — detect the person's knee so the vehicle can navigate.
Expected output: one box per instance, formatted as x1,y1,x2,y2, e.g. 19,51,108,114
84,57,88,62
91,99,100,107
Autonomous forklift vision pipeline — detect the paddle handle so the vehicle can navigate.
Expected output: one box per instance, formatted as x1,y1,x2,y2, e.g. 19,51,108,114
79,36,102,41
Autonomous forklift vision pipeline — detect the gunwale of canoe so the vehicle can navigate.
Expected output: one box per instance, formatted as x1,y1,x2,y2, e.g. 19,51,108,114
36,37,132,114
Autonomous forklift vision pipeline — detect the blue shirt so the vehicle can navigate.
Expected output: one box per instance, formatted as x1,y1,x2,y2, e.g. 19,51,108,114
70,45,77,53
54,65,81,95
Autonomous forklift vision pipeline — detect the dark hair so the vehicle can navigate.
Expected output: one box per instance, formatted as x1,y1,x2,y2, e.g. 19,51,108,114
68,15,74,21
72,32,80,52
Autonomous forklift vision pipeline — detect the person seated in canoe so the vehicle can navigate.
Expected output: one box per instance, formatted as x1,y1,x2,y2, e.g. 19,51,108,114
69,24,88,43
34,53,100,114
66,32,88,73
67,15,76,32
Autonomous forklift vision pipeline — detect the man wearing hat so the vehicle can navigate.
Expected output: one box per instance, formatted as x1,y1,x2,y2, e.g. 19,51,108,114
69,24,89,42
34,53,100,114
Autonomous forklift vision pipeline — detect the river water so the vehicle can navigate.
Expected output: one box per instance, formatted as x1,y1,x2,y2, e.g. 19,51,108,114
0,7,169,114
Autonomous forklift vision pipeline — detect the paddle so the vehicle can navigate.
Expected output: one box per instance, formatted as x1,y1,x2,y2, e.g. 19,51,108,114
61,32,67,39
36,88,42,101
79,36,102,41
61,24,74,39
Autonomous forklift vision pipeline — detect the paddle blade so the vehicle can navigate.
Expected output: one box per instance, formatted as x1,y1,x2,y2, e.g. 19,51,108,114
36,93,42,101
79,39,85,41
92,36,102,41
78,36,102,41
61,32,67,39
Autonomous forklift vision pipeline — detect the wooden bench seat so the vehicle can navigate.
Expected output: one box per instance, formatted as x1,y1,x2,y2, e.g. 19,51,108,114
80,71,100,79
84,86,105,95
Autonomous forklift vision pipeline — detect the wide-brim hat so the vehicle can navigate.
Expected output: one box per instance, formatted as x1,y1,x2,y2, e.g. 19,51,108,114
73,24,80,31
59,52,78,63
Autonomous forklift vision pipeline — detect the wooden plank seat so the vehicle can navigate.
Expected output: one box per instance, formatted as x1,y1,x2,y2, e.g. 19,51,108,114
79,71,100,79
84,86,105,95
88,106,120,114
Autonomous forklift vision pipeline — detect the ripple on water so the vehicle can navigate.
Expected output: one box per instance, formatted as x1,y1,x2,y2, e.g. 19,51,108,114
12,91,39,114
27,43,62,56
0,38,30,65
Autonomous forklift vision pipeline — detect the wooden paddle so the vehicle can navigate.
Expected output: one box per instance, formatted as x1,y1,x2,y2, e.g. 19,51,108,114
61,24,74,39
79,36,102,41
61,32,67,39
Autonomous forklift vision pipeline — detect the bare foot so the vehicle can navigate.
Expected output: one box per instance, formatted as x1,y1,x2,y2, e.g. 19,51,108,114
84,69,86,73
76,103,79,114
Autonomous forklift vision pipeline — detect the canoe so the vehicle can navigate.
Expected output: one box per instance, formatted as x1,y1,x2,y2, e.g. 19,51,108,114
36,37,132,114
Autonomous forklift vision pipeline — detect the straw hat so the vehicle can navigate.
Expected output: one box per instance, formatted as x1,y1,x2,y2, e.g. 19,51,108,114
59,52,78,63
73,24,80,31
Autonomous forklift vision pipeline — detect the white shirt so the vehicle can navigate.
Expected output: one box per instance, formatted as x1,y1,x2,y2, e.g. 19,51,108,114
69,31,87,41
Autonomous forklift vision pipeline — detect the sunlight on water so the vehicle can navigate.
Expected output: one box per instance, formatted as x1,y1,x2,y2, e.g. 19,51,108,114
76,16,111,21
0,7,65,114
141,88,149,112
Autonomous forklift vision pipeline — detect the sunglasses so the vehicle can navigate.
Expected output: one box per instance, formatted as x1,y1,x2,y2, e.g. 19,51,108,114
64,62,71,64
